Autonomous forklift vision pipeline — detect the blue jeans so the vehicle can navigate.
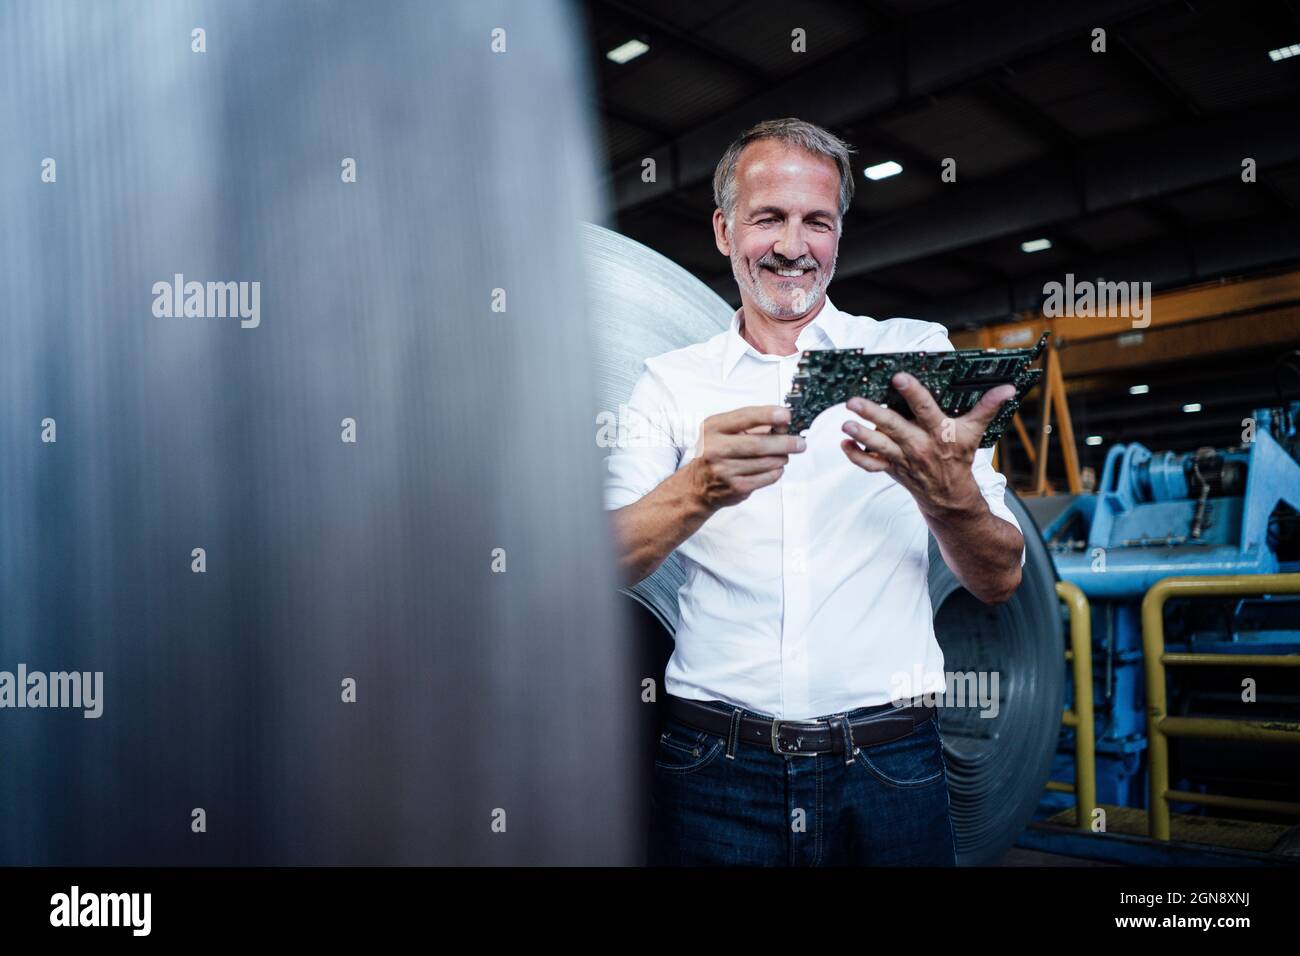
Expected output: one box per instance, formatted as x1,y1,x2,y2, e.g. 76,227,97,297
648,698,958,866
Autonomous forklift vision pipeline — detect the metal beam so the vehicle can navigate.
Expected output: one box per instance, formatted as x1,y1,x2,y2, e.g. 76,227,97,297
850,122,943,178
977,72,1080,151
1113,29,1201,117
903,213,1300,328
596,100,675,141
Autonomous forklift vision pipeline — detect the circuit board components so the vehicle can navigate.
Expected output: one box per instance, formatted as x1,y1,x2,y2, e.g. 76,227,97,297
782,333,1050,448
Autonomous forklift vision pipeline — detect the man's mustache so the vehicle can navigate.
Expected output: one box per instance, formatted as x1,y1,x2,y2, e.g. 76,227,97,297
756,257,818,271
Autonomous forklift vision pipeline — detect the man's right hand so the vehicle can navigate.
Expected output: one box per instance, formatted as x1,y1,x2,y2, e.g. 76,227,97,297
687,405,806,511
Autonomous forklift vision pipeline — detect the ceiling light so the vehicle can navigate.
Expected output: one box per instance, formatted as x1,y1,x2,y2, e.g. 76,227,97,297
1020,238,1052,253
864,160,903,180
1268,43,1300,61
1086,435,1104,446
1129,384,1149,395
1183,403,1202,413
606,39,649,64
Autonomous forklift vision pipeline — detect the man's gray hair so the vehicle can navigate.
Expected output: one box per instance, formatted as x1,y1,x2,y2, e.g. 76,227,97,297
712,117,856,229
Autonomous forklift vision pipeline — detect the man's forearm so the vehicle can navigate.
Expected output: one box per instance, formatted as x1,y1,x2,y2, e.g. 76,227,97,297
920,487,1023,604
609,462,714,586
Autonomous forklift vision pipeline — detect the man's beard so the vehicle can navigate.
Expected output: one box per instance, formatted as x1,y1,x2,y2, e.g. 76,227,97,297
731,244,837,318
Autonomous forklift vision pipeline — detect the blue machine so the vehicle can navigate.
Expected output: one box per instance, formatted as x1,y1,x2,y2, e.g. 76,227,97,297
1024,401,1300,856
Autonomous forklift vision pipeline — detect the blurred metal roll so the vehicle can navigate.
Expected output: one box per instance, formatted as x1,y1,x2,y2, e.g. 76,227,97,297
0,0,639,865
581,222,733,632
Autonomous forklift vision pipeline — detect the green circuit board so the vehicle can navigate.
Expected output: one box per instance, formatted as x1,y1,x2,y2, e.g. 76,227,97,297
782,333,1049,448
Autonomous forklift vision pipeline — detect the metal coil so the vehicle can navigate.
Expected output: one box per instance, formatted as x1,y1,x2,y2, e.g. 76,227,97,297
582,222,733,631
929,493,1064,865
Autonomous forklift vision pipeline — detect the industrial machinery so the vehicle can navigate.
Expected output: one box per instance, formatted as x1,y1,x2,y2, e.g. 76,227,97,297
1021,399,1300,864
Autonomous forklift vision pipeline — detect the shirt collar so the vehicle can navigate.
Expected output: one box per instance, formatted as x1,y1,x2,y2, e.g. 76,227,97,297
721,294,848,380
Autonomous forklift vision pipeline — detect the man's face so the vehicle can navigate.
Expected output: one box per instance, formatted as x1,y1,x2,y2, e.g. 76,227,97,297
713,139,842,319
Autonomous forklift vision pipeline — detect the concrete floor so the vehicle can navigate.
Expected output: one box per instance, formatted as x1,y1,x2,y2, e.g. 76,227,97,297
996,846,1119,866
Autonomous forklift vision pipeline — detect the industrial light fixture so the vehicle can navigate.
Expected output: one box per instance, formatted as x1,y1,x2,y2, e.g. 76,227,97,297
1183,403,1202,413
864,160,903,180
606,39,649,64
1129,384,1150,395
1268,43,1300,61
1086,435,1104,446
1020,238,1052,253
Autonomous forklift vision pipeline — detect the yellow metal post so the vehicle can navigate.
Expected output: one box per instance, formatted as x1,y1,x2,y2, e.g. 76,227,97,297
1012,412,1037,469
1033,349,1055,495
1056,581,1096,830
1046,345,1082,494
1141,574,1300,841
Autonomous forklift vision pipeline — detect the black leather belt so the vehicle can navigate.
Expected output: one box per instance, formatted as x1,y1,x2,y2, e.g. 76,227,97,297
664,694,934,758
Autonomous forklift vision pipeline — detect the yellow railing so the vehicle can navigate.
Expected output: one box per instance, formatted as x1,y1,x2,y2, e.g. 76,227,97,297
1141,574,1300,840
1052,581,1096,830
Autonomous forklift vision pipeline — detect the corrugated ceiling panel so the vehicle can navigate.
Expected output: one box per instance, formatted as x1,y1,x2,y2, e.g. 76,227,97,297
1061,207,1168,249
877,92,1048,178
1163,181,1277,225
599,114,662,167
605,44,754,127
1125,0,1300,112
694,0,875,78
998,46,1174,138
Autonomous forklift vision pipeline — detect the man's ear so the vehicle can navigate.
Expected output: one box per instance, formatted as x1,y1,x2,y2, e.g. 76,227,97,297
712,207,731,257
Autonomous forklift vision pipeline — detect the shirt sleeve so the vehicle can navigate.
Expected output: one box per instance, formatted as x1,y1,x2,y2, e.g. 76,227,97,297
914,324,1027,567
972,446,1026,566
602,363,682,511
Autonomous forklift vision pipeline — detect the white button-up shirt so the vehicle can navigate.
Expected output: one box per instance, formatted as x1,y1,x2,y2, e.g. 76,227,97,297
603,294,1023,720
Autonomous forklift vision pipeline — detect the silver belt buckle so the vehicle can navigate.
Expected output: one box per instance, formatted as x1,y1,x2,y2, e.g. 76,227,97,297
770,719,822,756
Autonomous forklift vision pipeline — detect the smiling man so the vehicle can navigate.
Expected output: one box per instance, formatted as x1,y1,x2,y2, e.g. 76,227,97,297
604,118,1026,866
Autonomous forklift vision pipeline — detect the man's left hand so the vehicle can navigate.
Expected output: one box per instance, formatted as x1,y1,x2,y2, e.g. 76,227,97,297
839,374,1015,518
